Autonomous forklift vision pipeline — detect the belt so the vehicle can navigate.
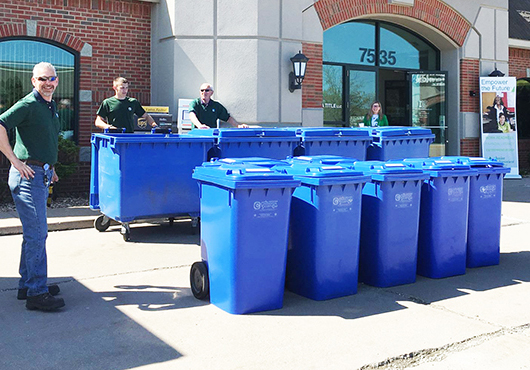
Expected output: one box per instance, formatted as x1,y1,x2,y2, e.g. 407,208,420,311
24,159,53,169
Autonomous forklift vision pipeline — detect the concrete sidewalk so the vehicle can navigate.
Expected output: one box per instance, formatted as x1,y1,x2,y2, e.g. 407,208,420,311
0,178,529,369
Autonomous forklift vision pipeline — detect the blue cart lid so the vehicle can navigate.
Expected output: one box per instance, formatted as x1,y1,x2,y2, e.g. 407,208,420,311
91,132,216,147
296,127,370,138
361,126,434,137
353,161,428,181
206,157,289,168
185,128,219,137
400,158,477,178
287,155,359,166
277,162,369,186
193,163,300,189
438,156,511,174
218,128,297,138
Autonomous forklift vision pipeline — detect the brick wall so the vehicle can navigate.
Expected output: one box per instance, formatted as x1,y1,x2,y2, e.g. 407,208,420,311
460,137,480,157
0,0,153,194
509,47,530,78
519,139,530,170
302,42,323,109
314,0,471,46
460,59,480,113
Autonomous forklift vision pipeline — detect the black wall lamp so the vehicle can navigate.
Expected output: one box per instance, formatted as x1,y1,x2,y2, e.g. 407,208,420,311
489,68,505,77
289,51,309,92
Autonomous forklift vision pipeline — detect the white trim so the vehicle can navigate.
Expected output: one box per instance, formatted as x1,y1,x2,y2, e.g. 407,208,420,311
509,38,530,50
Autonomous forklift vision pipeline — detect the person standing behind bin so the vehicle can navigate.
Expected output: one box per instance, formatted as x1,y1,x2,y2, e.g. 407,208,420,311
94,77,157,133
0,62,65,311
188,83,248,129
363,101,389,127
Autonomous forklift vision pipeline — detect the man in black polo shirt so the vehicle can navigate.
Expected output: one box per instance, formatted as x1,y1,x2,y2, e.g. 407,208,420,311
188,83,248,129
0,62,65,311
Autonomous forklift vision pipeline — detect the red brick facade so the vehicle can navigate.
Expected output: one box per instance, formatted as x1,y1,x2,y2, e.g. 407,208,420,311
509,47,530,79
460,59,480,113
460,137,480,157
0,0,153,193
302,42,323,109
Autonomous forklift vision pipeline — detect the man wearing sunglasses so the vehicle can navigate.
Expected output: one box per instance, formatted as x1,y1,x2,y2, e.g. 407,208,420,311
95,77,157,133
0,62,65,311
188,83,248,129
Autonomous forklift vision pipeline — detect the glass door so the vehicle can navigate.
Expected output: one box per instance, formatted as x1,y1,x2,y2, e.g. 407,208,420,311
409,72,447,156
348,69,376,127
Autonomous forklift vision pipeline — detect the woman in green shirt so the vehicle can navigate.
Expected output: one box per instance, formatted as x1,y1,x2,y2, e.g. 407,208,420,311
362,101,389,127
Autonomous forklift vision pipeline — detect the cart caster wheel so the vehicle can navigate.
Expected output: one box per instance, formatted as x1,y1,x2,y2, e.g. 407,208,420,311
94,215,111,232
190,261,209,300
121,224,131,242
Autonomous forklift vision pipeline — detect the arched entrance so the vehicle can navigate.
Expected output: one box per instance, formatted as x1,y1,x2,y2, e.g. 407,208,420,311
323,20,447,155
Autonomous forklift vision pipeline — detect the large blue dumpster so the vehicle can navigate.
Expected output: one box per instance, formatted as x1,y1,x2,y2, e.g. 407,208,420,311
401,158,476,278
364,127,435,160
277,159,370,300
89,132,216,240
188,128,301,159
192,162,300,314
355,162,428,287
442,157,510,268
290,127,371,160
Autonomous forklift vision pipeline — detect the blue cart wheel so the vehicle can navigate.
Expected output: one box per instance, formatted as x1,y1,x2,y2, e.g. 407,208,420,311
94,215,110,232
190,261,209,300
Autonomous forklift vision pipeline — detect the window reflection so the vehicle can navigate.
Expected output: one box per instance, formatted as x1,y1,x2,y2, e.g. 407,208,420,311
0,39,76,140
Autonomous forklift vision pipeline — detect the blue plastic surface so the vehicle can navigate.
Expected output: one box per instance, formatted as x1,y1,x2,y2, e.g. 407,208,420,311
279,160,370,300
287,127,371,159
363,126,435,160
188,128,301,159
356,161,428,287
89,133,216,222
401,158,476,278
441,157,510,267
193,162,300,314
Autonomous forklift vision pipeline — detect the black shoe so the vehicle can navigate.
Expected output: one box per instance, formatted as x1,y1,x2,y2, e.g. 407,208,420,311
17,284,60,300
26,292,65,311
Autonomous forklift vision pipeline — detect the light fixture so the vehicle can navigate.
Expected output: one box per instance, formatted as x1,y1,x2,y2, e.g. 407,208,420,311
489,68,505,77
289,51,309,92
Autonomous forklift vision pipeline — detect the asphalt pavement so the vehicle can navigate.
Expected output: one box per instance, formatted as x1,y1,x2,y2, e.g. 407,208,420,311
0,177,529,369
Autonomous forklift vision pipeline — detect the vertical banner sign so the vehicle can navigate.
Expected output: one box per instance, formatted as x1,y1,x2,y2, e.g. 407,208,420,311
479,77,520,178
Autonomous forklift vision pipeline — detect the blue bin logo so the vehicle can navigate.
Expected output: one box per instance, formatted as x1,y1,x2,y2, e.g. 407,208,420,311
394,192,413,208
332,196,354,213
479,184,497,199
253,200,279,219
448,187,464,202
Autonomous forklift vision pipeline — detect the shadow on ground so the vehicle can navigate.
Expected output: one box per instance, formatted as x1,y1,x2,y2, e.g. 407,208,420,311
0,278,185,370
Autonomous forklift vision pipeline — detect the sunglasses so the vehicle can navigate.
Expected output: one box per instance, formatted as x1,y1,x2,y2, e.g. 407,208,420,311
200,89,211,92
36,76,58,82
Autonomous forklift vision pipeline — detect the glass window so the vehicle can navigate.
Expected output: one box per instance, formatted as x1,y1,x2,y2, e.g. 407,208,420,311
323,22,376,66
380,23,438,70
0,39,76,140
323,65,344,122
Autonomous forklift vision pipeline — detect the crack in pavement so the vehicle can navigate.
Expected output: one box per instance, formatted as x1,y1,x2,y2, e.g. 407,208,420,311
358,323,530,369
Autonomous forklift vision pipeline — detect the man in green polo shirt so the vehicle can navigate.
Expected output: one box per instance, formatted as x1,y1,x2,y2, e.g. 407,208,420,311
0,62,65,311
95,77,157,133
189,83,248,129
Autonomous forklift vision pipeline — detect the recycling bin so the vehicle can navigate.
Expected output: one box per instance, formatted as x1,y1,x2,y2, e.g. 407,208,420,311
401,158,476,278
277,159,370,300
364,127,435,160
89,132,216,240
289,127,371,160
355,161,428,287
192,162,300,314
442,157,510,267
187,128,301,159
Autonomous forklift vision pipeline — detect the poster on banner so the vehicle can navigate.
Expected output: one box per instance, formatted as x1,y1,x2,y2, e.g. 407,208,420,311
479,76,521,178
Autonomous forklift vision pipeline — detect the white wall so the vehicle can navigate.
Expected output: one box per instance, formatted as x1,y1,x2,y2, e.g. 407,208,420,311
151,0,322,127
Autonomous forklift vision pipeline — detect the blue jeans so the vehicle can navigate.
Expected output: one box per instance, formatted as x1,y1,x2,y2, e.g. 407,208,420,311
8,164,53,297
